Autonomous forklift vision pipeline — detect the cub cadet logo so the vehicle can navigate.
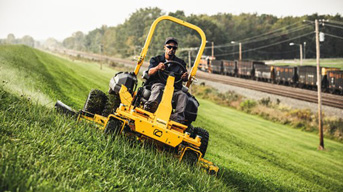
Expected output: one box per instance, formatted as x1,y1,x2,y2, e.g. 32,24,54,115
153,129,163,137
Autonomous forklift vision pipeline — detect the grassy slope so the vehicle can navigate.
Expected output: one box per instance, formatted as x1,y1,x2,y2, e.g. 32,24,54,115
0,45,113,108
267,58,343,69
1,45,343,191
195,100,343,191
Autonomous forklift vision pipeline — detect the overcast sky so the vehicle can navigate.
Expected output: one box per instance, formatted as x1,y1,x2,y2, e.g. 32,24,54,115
0,0,342,41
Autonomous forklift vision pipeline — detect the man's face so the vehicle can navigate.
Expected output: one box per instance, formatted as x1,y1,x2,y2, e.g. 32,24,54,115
164,42,178,57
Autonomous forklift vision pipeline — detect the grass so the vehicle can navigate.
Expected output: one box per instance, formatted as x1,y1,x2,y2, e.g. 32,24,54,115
266,58,343,69
1,45,343,191
0,88,227,191
0,45,114,109
190,85,343,143
194,100,343,191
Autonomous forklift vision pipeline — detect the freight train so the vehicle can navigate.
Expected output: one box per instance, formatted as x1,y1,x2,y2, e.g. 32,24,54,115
199,59,343,95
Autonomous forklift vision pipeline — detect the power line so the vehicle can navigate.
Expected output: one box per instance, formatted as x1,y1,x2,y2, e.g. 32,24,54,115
216,31,314,57
324,33,343,40
198,21,309,50
323,23,343,30
242,25,311,45
198,23,312,50
325,20,343,26
238,20,304,43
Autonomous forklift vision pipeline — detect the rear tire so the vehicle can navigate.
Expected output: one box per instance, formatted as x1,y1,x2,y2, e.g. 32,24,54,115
104,118,122,137
193,127,209,158
83,89,107,114
102,93,120,117
182,149,198,166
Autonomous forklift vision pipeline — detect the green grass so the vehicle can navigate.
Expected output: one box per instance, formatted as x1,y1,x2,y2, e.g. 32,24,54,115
1,45,343,191
0,45,114,109
266,58,343,69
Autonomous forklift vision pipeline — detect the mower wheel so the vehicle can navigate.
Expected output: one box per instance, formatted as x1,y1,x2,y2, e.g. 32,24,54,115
194,127,209,158
83,89,107,114
182,149,198,166
102,93,120,117
185,124,195,135
104,118,122,137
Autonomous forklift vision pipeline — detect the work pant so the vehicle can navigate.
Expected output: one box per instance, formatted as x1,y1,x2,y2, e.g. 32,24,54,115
147,83,188,124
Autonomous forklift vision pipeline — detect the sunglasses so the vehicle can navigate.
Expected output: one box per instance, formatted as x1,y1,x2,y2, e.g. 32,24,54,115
166,45,178,50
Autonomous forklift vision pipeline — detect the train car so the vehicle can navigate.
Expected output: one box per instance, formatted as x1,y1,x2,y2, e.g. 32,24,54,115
274,66,298,85
327,70,343,94
223,60,237,76
254,64,274,82
321,67,341,90
297,66,339,89
198,56,209,72
210,60,224,74
297,66,319,88
237,60,265,79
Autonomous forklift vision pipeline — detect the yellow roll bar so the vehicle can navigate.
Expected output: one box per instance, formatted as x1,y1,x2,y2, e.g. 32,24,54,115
133,15,207,88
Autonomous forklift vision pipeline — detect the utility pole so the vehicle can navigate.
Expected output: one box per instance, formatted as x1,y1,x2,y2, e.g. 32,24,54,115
211,41,214,59
315,19,324,150
188,50,191,69
239,42,242,61
99,44,103,70
304,41,306,59
299,44,303,66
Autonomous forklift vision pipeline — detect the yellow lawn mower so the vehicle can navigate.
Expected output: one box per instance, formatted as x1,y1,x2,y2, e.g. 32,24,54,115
55,15,219,175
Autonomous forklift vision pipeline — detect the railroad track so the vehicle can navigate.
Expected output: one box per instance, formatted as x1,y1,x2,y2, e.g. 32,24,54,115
197,71,343,109
54,49,343,109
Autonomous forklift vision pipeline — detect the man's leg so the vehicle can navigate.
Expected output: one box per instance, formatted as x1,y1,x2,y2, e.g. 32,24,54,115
144,83,165,112
171,90,188,124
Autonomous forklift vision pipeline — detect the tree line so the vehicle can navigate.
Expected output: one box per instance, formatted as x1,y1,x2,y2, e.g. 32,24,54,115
2,8,342,62
0,34,36,47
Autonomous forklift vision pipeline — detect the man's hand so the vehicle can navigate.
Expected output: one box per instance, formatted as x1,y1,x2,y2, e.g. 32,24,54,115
148,62,165,76
157,62,165,70
181,71,189,81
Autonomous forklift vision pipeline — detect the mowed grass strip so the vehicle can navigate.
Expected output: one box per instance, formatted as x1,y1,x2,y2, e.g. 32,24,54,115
268,58,343,69
195,99,343,191
0,45,114,108
1,45,343,191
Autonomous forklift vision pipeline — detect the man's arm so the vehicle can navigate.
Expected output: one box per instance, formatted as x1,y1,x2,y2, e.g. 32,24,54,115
180,60,188,81
148,62,165,76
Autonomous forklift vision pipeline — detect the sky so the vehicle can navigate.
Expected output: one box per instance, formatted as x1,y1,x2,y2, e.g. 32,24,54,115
0,0,342,41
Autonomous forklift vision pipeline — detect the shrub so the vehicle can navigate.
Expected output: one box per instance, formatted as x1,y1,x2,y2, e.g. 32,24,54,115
240,99,257,112
288,109,313,121
259,97,271,106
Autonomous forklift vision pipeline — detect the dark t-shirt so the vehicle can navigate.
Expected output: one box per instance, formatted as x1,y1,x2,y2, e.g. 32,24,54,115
148,54,187,90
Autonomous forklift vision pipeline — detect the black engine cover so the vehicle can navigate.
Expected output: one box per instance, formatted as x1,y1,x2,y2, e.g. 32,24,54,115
184,95,199,123
109,72,137,94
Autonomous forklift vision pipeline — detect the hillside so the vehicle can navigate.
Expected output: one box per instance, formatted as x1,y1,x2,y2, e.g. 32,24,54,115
1,45,343,191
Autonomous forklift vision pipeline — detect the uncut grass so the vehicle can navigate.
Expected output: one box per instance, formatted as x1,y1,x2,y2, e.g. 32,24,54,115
0,87,231,191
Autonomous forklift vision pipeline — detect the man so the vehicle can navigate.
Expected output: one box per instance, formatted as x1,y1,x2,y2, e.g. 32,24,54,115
145,37,189,124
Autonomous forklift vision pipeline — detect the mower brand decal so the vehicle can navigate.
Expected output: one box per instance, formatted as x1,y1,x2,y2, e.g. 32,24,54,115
153,129,163,137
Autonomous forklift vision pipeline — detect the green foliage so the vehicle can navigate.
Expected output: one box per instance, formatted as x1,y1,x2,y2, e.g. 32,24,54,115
259,97,271,106
61,9,343,61
239,99,257,112
288,109,313,121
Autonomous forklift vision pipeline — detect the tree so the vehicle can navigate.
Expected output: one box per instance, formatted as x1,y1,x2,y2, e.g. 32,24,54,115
6,34,16,44
61,9,343,60
20,35,35,47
